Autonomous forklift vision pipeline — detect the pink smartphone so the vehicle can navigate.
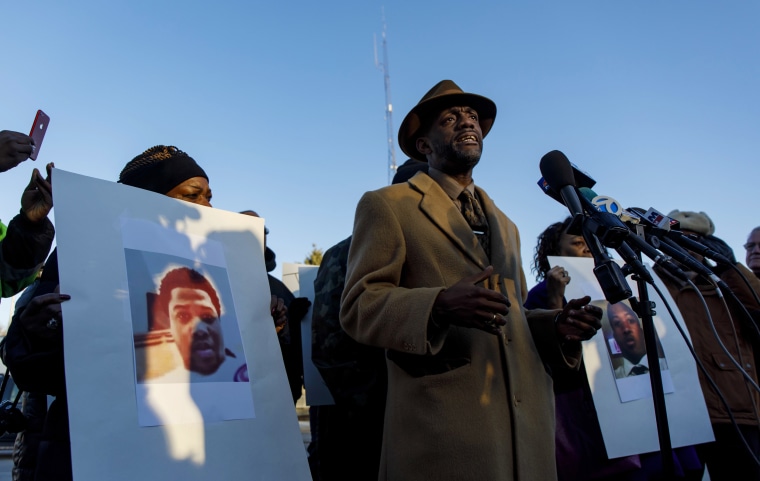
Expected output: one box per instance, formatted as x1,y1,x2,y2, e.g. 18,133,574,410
29,110,50,160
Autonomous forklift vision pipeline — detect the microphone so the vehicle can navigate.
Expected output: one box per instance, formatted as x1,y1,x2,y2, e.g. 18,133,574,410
537,160,596,209
629,207,734,267
615,241,655,284
578,188,689,282
539,150,584,218
539,150,631,303
576,188,653,282
646,232,726,286
579,187,642,227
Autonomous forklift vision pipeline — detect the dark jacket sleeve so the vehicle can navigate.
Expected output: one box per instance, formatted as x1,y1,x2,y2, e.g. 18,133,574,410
268,275,309,404
719,263,760,346
311,237,388,407
0,211,54,298
524,279,561,310
0,279,66,397
12,391,49,481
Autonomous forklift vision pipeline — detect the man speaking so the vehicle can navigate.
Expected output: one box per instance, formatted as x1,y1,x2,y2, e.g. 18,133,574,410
340,80,602,480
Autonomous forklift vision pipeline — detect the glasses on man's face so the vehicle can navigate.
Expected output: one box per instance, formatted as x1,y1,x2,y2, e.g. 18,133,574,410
744,242,759,251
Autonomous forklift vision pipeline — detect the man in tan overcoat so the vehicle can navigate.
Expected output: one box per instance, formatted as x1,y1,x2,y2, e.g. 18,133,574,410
340,80,602,481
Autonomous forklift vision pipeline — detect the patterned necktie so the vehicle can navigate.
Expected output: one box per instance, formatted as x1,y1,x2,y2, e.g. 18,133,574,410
629,364,649,376
459,190,490,258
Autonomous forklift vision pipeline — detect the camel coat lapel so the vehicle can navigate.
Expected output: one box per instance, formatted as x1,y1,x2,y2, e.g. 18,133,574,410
412,173,489,270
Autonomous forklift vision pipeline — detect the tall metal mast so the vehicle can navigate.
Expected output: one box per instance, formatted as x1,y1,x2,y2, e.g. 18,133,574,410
374,10,397,184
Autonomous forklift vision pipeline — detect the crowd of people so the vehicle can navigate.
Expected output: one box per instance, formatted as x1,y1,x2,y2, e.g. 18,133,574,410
0,79,759,481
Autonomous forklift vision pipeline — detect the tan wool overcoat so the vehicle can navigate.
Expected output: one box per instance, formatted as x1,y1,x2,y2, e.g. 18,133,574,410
340,172,581,481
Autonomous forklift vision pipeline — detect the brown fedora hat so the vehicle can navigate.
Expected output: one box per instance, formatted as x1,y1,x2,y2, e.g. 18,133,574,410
398,80,497,162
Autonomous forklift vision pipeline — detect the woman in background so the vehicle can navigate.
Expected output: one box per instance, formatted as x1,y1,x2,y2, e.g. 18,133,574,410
2,146,287,481
526,217,702,481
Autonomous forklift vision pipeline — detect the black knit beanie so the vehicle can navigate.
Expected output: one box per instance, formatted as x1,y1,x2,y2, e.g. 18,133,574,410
118,145,208,195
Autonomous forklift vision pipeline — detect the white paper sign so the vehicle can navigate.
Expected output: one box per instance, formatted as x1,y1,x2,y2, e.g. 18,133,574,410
54,169,310,481
299,264,335,406
282,262,335,406
549,256,713,459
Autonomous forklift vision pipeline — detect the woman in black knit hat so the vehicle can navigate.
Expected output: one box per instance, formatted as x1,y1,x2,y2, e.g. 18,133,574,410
1,145,240,481
118,145,213,206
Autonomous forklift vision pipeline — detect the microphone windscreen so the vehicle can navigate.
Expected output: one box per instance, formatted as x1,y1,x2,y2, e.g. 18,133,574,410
540,150,576,189
578,186,598,201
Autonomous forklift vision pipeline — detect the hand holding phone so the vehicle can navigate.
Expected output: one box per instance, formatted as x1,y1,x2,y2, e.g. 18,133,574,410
0,130,33,172
29,110,50,160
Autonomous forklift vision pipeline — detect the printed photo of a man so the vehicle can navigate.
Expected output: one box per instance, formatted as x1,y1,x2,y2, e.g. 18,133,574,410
603,300,668,380
125,249,248,384
148,267,243,381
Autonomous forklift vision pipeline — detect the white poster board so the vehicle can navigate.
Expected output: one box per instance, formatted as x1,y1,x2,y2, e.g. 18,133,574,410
281,263,304,297
297,264,334,406
282,263,335,406
54,169,310,481
551,256,713,459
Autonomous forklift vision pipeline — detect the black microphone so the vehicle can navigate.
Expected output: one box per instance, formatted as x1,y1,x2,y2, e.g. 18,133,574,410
539,150,631,303
539,150,584,218
629,207,734,267
578,188,690,282
537,160,596,210
647,234,726,287
669,232,735,266
615,241,655,284
576,188,654,283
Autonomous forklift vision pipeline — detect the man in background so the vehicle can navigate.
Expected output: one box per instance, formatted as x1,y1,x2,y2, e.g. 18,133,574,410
658,210,760,480
311,159,427,481
745,227,760,279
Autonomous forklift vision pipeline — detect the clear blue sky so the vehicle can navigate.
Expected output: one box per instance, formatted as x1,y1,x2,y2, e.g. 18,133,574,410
2,1,758,326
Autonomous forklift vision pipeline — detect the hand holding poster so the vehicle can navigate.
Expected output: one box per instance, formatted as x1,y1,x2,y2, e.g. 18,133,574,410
550,256,713,459
53,169,310,481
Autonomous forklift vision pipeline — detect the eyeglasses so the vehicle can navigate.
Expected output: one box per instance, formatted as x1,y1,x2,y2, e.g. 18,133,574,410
744,242,759,250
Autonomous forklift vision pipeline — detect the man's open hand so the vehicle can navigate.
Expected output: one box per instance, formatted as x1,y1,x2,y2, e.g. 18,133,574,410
433,266,510,335
556,295,602,342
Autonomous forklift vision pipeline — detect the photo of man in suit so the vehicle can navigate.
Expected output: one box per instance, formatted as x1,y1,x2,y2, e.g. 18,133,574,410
607,300,668,379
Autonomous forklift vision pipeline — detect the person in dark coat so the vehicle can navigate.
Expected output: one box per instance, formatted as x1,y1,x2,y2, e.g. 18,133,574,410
311,159,427,481
2,146,261,481
526,217,702,481
240,209,312,404
0,130,55,299
658,210,760,481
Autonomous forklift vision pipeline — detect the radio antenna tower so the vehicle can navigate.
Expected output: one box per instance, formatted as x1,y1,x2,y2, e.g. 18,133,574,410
374,9,397,184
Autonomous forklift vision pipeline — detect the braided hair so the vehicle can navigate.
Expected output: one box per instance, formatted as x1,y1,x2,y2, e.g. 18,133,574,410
117,145,207,194
119,146,185,180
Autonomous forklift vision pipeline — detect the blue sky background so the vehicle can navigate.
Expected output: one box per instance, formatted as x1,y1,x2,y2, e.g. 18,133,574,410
1,1,758,326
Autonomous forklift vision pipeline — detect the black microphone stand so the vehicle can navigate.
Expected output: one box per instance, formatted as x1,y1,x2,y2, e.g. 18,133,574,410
611,225,675,478
536,152,676,475
627,261,675,478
